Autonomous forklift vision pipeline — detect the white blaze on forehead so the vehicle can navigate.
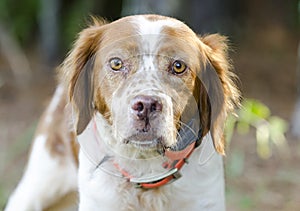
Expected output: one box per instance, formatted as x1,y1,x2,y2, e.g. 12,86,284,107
132,16,180,36
132,16,181,52
131,16,181,71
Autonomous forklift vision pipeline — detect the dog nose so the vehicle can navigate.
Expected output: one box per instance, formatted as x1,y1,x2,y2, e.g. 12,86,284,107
131,95,163,120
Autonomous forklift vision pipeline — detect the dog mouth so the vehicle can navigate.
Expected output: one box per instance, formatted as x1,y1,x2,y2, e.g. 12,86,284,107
124,135,165,151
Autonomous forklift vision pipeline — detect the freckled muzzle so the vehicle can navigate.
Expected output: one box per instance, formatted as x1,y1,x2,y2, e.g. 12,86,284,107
112,85,174,149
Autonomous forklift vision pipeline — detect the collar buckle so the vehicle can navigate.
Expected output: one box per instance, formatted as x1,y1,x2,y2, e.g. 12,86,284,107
131,167,182,189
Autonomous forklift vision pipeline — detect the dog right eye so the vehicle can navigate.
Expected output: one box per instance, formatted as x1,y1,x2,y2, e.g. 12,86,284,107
171,60,187,75
109,58,123,71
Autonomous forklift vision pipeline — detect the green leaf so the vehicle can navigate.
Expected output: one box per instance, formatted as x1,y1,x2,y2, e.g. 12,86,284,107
256,124,271,159
250,100,270,119
240,99,271,123
269,116,288,138
269,116,289,156
236,120,250,134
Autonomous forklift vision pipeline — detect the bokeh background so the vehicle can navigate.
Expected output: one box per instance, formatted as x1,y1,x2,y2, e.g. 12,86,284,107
0,0,299,210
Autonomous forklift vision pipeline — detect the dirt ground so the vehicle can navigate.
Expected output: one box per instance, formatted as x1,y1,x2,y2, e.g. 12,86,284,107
0,27,299,210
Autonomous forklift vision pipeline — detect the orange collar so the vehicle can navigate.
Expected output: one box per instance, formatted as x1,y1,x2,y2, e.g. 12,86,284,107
113,142,197,189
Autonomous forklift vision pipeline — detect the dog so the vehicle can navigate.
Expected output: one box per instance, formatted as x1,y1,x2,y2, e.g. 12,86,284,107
5,14,240,211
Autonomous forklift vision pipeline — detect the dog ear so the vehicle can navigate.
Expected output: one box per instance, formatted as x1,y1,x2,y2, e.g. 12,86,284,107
197,34,240,155
59,18,107,135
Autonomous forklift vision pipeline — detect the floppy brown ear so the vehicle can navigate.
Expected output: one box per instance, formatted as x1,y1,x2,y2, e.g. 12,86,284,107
198,34,240,155
59,18,107,135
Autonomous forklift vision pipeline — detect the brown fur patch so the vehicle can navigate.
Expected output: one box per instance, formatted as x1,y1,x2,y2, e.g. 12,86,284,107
34,87,79,165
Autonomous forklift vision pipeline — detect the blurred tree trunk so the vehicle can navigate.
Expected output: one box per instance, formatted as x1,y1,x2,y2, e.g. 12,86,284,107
0,23,31,86
39,0,60,66
121,0,180,17
291,1,300,138
93,0,122,20
291,42,300,138
187,0,227,33
121,0,236,35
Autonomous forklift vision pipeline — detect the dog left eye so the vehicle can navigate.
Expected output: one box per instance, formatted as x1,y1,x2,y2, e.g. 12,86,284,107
171,60,187,75
109,58,123,71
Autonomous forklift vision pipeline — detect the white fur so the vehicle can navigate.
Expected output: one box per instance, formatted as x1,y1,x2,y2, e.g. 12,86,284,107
132,16,180,55
5,133,77,210
133,15,180,37
45,85,64,124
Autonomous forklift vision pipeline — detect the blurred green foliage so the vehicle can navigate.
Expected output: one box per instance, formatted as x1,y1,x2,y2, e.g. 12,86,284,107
60,1,94,50
0,0,39,45
226,99,289,159
0,0,92,50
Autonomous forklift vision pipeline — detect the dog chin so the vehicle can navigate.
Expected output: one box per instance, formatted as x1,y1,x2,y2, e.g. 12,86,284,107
124,136,164,151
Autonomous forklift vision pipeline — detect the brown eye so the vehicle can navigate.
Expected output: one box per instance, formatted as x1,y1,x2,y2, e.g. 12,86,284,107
109,58,123,71
171,60,187,74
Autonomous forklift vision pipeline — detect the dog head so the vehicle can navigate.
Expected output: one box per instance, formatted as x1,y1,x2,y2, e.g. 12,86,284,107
60,15,240,157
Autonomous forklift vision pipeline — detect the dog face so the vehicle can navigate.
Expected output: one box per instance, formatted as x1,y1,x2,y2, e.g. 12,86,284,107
61,15,239,156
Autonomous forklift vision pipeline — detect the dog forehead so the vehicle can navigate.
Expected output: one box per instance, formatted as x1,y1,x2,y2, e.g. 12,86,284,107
106,15,184,40
131,15,187,53
130,15,182,35
101,15,189,53
99,15,198,61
